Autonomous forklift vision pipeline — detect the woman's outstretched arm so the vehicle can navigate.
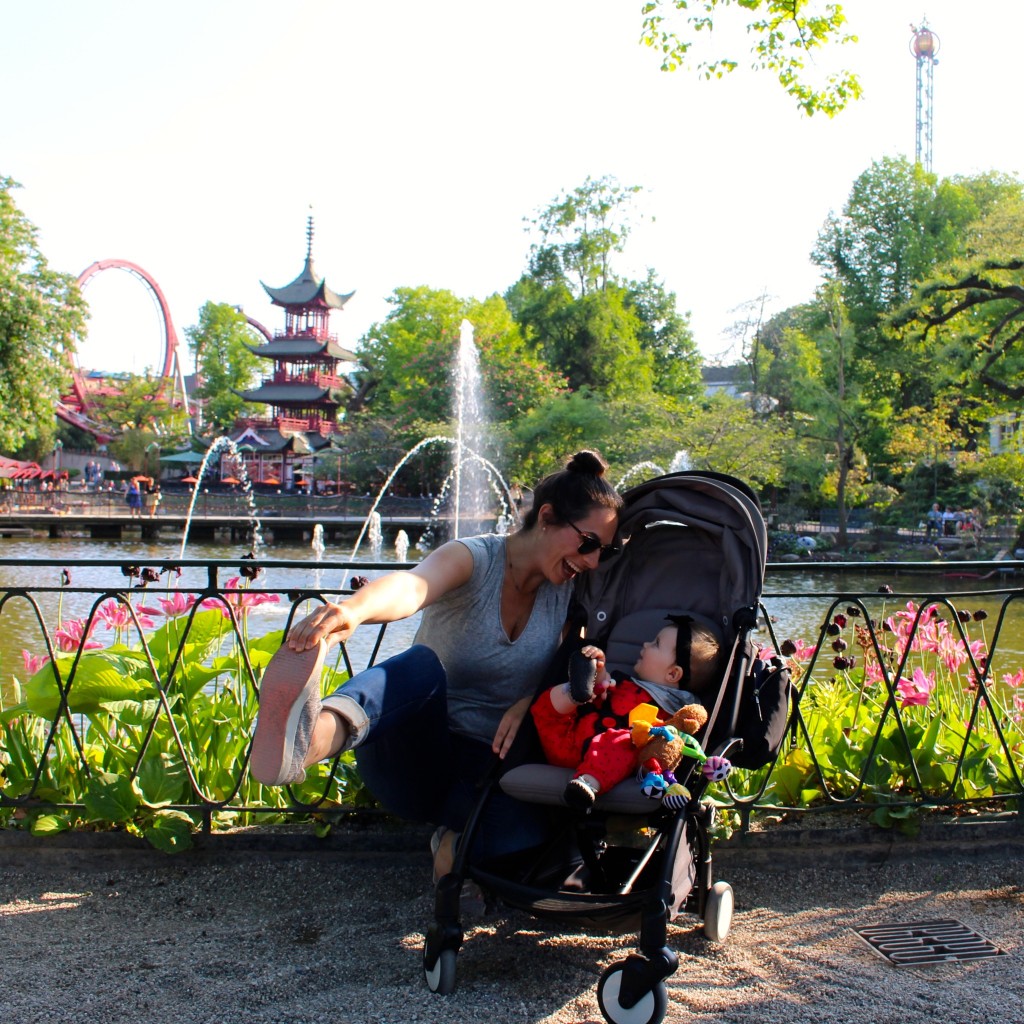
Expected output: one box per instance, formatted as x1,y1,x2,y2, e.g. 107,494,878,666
285,540,475,650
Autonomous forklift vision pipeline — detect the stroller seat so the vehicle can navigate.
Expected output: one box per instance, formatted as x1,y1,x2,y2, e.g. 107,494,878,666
500,762,661,814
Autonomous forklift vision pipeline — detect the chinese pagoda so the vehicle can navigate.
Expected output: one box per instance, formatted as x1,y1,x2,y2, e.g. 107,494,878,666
238,216,357,437
230,218,359,488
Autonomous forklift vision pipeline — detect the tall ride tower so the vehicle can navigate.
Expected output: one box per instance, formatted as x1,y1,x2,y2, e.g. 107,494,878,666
910,20,940,173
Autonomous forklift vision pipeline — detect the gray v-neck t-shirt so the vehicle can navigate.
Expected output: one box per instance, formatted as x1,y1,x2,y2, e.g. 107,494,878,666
414,534,572,744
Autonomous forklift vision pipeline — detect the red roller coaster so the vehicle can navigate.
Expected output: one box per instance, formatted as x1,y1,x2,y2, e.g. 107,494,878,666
60,259,191,439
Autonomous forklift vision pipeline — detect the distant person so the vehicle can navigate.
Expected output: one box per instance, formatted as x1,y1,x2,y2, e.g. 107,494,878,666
126,478,143,518
925,502,942,540
144,481,161,517
942,507,958,537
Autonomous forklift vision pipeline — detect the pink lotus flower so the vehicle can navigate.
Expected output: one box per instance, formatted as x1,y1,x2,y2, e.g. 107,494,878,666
864,659,885,685
200,577,280,618
774,638,817,663
22,649,50,675
157,591,198,617
54,618,103,653
1002,669,1024,689
935,628,968,674
95,598,156,631
897,666,935,708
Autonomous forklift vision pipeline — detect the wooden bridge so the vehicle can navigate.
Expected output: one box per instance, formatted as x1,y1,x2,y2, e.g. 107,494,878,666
0,509,441,544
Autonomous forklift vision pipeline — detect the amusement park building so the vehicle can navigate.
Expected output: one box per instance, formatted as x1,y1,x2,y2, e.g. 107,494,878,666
230,220,360,489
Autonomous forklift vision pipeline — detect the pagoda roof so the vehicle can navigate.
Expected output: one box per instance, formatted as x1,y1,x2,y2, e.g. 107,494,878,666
247,337,359,361
236,383,351,404
261,256,354,310
227,427,314,454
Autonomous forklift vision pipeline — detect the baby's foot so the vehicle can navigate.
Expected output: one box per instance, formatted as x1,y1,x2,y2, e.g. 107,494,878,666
564,774,599,810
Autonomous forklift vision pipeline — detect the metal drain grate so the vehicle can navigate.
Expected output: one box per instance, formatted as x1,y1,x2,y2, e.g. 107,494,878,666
855,919,1007,966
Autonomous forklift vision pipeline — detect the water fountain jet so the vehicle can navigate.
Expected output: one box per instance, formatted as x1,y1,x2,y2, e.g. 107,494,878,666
178,437,263,559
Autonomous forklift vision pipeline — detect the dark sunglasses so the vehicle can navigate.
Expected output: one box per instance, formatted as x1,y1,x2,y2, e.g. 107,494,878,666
565,519,621,562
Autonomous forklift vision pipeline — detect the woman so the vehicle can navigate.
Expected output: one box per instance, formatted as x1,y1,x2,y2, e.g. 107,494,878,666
250,450,622,873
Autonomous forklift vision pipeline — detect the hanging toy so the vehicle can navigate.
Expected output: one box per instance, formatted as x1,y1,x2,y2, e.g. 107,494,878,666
633,703,709,801
702,755,732,783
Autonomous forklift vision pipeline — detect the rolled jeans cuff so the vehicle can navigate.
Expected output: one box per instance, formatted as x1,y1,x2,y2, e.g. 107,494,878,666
322,692,370,750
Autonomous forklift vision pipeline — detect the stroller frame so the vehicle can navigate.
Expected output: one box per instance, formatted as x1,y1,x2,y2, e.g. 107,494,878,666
422,471,771,1024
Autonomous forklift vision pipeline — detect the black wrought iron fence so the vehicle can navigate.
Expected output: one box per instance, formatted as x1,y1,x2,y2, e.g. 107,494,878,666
0,557,1021,850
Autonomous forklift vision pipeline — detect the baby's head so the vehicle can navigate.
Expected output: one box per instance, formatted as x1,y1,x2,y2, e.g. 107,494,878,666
633,614,721,694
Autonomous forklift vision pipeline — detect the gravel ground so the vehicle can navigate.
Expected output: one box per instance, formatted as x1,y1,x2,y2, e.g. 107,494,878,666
0,823,1021,1024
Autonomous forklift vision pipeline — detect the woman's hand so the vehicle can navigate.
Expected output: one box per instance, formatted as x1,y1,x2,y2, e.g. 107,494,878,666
492,695,533,759
286,600,359,651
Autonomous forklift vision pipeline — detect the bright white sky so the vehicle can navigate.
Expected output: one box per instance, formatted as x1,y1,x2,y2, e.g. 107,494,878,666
4,1,1022,378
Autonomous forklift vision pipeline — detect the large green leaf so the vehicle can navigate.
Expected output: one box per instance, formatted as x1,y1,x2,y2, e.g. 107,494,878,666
149,611,266,702
135,753,188,807
246,629,286,663
145,607,230,667
25,652,158,719
29,813,72,836
144,810,194,853
167,658,234,702
82,772,139,824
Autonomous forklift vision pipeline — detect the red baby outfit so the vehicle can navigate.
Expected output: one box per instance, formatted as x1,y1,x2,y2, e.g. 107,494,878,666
530,676,656,794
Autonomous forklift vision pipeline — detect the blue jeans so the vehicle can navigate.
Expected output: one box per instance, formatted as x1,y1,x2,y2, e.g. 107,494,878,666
332,644,550,861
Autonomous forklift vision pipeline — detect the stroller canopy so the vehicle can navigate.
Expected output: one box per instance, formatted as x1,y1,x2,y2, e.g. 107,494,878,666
573,471,767,673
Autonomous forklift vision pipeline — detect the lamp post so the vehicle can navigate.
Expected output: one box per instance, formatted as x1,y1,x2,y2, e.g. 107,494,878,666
53,439,63,487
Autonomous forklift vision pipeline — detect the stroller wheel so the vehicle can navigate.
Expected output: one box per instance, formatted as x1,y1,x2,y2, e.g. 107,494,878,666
703,880,734,942
423,947,457,995
596,963,668,1024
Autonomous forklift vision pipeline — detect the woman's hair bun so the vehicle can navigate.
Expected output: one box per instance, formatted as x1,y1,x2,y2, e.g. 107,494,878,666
566,450,608,477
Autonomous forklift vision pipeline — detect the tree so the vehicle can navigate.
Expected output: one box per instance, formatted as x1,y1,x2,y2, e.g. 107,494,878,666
752,286,871,541
525,176,643,298
186,302,263,434
86,372,190,440
811,158,1005,444
813,158,970,333
640,0,862,116
625,270,703,399
346,286,566,496
505,390,618,487
0,176,86,451
891,192,1024,411
672,391,792,489
354,286,563,431
511,177,677,400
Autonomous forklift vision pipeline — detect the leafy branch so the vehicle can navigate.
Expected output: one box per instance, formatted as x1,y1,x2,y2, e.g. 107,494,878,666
640,0,862,116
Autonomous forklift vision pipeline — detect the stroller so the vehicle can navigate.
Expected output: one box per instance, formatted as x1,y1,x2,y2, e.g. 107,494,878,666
422,471,791,1024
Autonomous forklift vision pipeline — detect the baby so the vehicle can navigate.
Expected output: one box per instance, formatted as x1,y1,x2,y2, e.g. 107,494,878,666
530,614,721,809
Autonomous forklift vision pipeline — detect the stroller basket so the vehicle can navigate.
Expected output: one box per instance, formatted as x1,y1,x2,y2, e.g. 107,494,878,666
472,871,650,924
